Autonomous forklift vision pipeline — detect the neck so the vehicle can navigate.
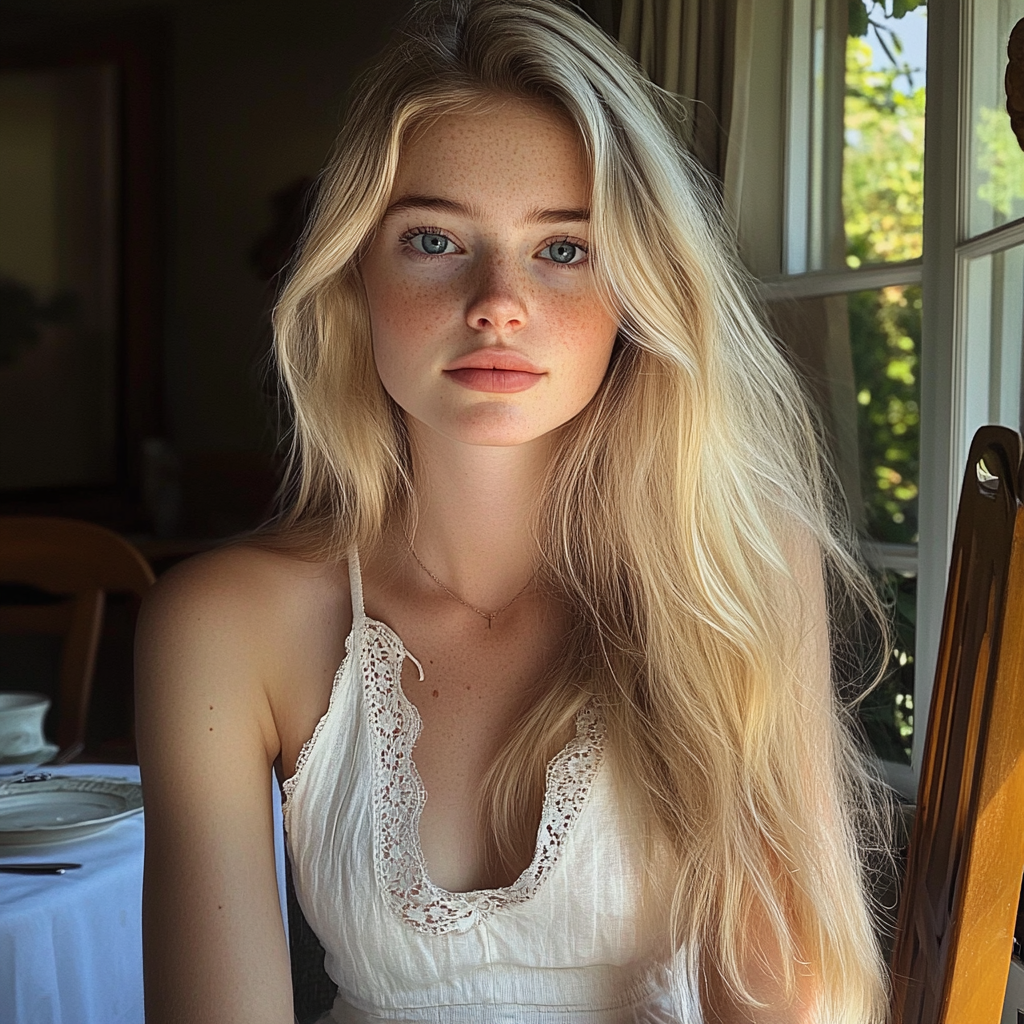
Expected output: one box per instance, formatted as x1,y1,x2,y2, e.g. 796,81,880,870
401,422,551,611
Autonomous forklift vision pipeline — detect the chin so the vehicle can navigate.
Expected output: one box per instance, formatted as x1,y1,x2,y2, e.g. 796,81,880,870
407,406,562,450
400,389,597,450
447,425,552,448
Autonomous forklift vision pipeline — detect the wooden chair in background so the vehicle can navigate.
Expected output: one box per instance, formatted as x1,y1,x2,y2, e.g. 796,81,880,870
0,516,155,758
891,425,1024,1023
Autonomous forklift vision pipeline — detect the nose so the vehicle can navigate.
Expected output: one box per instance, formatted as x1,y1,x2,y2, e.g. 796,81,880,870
465,252,527,334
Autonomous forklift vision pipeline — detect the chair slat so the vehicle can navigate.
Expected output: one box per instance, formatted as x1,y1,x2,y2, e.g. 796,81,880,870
891,426,1024,1024
0,518,154,596
0,517,155,755
55,589,105,752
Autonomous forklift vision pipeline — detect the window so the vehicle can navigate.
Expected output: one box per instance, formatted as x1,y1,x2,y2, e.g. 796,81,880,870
739,0,1024,799
761,0,927,786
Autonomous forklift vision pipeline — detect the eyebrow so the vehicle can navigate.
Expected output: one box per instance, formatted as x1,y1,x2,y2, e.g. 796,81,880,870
383,194,590,224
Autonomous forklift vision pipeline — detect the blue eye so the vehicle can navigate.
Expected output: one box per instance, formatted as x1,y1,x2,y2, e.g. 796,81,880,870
542,240,585,265
410,231,454,255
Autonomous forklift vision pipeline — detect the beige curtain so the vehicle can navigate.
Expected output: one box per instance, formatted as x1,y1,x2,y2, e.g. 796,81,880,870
722,0,754,236
766,294,866,529
582,0,760,234
616,0,735,183
584,0,756,234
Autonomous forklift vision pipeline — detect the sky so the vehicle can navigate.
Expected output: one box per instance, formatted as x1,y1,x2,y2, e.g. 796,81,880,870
863,6,928,93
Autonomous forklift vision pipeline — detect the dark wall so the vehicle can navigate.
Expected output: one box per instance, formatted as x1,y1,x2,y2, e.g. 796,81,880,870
3,0,415,536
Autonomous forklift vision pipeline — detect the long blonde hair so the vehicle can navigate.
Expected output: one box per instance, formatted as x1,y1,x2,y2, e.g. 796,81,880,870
270,1,891,1018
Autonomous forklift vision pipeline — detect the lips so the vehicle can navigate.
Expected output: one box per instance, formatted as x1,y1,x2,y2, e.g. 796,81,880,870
444,368,542,392
443,349,545,394
445,349,543,374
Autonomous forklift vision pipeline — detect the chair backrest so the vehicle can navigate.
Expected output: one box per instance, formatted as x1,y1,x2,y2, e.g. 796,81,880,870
890,425,1024,1023
0,516,155,752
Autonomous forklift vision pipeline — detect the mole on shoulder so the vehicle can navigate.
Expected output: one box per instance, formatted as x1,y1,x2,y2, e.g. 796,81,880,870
432,689,439,698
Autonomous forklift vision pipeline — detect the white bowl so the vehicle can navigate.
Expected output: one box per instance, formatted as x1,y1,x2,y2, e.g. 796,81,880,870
0,693,50,758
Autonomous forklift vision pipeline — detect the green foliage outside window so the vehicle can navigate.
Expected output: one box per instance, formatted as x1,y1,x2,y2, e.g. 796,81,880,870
975,105,1024,219
844,40,923,267
848,0,925,43
848,284,921,545
844,5,924,762
844,38,923,543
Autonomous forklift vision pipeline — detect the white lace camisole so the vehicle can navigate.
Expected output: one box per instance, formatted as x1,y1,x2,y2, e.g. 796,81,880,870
281,551,699,1023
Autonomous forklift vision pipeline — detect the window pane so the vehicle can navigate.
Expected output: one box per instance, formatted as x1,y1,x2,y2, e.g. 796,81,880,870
786,2,926,272
968,1,1024,238
844,3,927,266
768,289,920,765
850,284,921,544
962,243,1024,439
768,286,921,545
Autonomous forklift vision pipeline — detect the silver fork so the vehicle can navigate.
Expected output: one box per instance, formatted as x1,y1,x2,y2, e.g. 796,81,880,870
50,741,84,766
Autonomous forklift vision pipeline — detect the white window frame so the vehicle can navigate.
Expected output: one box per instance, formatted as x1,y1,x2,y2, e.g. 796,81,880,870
917,0,1024,804
745,0,1024,800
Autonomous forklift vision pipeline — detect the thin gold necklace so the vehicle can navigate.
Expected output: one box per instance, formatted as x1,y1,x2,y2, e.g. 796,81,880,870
407,543,536,628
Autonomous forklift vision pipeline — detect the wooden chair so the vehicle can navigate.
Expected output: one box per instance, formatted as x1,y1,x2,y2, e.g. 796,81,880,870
890,425,1024,1023
0,516,155,756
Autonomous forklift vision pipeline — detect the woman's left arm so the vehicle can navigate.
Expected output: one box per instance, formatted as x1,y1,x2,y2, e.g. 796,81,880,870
702,530,832,1024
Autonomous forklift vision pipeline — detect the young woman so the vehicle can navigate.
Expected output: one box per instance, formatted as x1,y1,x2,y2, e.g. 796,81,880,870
135,1,891,1021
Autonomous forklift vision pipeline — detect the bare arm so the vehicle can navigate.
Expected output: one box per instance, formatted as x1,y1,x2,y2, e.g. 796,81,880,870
701,920,817,1024
135,549,295,1024
701,529,832,1024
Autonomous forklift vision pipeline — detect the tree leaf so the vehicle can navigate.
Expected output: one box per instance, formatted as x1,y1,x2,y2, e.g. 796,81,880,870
849,0,870,36
891,0,924,17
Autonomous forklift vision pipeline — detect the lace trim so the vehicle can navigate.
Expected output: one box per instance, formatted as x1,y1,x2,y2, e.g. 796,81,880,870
360,616,606,935
281,629,355,827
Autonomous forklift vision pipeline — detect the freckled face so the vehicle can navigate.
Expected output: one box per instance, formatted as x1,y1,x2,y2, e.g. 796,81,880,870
358,98,620,448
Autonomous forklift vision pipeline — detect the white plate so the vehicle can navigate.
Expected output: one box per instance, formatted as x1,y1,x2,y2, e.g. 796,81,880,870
0,742,59,768
0,775,143,846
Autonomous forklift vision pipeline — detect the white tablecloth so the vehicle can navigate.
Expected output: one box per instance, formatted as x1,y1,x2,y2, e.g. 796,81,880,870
0,763,288,1024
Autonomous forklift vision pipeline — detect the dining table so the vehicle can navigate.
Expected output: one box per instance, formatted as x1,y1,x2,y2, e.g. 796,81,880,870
0,762,288,1024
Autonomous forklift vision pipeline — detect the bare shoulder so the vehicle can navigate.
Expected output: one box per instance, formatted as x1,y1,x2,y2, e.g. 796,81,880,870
140,539,350,638
137,539,352,762
134,539,351,1023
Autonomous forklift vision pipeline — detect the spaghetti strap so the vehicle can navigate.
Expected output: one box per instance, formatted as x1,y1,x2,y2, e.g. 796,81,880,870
348,547,366,622
345,547,423,679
